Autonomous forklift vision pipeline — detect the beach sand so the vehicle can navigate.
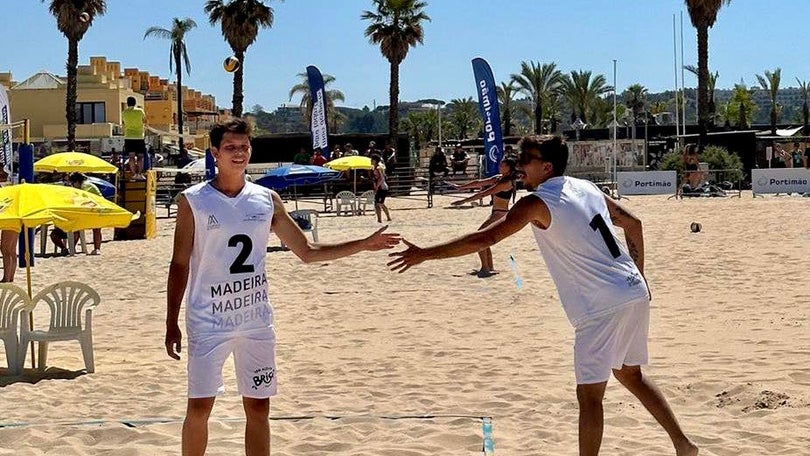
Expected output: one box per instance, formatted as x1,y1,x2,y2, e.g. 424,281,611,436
1,192,808,455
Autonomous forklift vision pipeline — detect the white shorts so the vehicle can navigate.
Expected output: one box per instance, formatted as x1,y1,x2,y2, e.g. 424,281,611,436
573,299,649,385
187,328,278,399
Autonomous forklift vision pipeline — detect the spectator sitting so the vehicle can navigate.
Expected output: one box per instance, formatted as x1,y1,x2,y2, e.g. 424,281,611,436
451,144,470,175
311,148,327,166
51,173,103,255
364,141,379,157
175,146,194,185
681,143,703,189
293,147,311,165
382,141,397,171
343,143,359,156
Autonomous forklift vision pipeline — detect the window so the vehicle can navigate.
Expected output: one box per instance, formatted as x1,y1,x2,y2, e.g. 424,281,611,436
75,102,106,124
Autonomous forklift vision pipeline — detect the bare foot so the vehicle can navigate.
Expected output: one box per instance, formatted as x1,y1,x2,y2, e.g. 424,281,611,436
676,440,699,456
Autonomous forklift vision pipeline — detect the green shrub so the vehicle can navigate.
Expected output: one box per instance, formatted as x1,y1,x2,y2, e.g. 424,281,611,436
660,145,743,183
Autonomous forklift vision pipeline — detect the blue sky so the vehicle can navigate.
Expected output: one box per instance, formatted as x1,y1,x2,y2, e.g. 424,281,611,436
3,1,808,111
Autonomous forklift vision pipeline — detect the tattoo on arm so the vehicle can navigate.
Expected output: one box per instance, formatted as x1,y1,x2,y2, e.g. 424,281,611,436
610,204,633,225
626,238,640,263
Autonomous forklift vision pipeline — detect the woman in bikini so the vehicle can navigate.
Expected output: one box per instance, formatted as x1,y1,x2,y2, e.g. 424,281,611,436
682,143,702,189
450,156,518,277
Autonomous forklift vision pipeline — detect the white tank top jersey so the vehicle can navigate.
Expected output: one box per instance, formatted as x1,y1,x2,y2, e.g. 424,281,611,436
182,181,274,337
530,176,649,327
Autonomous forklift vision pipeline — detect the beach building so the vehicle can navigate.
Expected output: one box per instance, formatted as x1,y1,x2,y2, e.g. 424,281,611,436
5,56,216,154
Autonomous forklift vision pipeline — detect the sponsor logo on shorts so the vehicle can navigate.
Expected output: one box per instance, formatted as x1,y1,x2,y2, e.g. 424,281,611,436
207,214,220,230
252,366,275,390
626,272,641,287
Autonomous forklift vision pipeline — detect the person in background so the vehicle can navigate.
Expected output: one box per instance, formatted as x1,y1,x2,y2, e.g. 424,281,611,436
311,148,327,166
122,96,147,180
451,144,470,175
681,143,702,189
371,154,391,224
789,142,804,168
69,173,103,255
343,143,359,156
1,230,17,282
293,147,311,165
364,141,379,157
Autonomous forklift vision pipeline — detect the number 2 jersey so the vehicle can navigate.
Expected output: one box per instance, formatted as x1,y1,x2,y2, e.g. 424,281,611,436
530,176,649,327
182,181,274,337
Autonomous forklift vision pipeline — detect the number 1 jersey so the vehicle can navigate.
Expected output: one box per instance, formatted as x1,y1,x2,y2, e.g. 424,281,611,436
530,176,649,327
183,181,274,337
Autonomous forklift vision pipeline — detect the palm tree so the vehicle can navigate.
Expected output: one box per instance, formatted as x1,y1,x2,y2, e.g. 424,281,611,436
623,84,648,141
205,0,276,117
725,82,756,128
685,0,731,146
756,68,781,135
42,0,106,151
288,72,345,129
510,61,563,134
560,70,611,125
446,97,479,140
796,78,809,135
497,81,517,137
684,64,719,127
362,0,430,147
144,18,197,152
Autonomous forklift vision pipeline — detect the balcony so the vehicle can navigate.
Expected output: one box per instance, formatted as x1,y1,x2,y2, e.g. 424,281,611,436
43,122,117,139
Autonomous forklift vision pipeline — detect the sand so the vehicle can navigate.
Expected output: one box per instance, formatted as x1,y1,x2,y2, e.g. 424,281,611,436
1,192,808,455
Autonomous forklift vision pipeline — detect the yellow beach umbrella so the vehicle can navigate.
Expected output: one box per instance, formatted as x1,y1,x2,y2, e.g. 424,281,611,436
0,183,137,296
34,151,118,174
324,156,382,194
324,155,376,171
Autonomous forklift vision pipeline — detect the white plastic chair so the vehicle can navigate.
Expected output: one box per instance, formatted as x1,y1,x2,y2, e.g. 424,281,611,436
288,209,319,243
0,284,30,375
356,190,375,215
20,281,100,373
39,224,87,256
335,191,357,216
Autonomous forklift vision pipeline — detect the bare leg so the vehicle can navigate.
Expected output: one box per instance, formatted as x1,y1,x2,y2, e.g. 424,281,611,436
243,397,271,456
380,203,391,221
91,228,102,254
613,366,698,456
182,397,215,456
577,381,607,456
1,230,17,282
128,153,138,176
476,212,505,273
375,203,382,223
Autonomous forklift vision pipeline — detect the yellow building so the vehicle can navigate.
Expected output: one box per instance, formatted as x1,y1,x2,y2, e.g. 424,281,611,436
7,55,216,153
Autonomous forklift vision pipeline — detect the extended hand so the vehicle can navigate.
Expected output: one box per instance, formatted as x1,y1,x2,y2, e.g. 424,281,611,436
365,226,402,251
387,239,426,273
165,323,182,360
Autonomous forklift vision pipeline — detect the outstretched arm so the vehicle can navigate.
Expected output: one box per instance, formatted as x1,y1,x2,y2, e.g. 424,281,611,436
604,195,644,275
389,195,549,272
451,178,511,206
452,174,499,190
271,192,400,263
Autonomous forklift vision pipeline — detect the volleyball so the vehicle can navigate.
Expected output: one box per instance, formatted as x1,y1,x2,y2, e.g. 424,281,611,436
223,56,240,73
78,12,90,23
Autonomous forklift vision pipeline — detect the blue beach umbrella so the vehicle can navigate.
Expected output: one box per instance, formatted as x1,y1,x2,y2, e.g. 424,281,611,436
255,164,341,210
85,176,116,200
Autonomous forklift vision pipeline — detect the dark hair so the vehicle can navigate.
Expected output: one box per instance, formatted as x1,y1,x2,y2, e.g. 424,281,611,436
500,155,518,177
370,153,382,164
518,135,568,176
126,96,136,107
68,172,87,184
209,117,252,148
684,143,698,155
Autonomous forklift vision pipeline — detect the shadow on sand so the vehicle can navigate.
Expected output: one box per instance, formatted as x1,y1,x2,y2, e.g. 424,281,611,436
0,367,87,387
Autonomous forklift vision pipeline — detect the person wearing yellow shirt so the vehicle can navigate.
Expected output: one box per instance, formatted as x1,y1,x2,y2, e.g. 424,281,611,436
122,96,146,180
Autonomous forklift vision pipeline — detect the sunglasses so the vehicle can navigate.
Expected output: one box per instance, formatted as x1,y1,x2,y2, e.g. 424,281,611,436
518,153,545,166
